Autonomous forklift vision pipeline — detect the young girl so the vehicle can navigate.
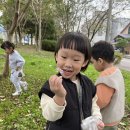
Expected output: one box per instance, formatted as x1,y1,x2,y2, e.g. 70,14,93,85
1,41,28,96
38,32,104,130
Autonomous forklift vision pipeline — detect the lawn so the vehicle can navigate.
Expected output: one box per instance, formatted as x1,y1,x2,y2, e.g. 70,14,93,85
0,45,130,130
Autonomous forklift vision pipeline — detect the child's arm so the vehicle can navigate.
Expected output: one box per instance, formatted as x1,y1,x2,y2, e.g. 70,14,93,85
40,94,66,121
92,95,104,129
49,75,67,106
96,84,115,109
16,54,25,71
91,94,102,119
81,95,104,130
40,75,67,121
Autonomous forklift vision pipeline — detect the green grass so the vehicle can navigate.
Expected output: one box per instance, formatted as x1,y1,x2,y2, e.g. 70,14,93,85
0,46,55,130
0,45,130,129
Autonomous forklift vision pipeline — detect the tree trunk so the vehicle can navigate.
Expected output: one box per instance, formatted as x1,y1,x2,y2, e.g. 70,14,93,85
31,33,33,45
2,54,9,78
38,0,42,51
7,31,14,42
7,0,32,42
35,24,38,51
17,26,22,44
105,0,113,42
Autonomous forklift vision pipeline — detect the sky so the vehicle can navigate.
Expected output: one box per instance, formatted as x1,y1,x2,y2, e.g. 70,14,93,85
0,1,130,22
92,0,130,18
0,1,130,18
117,10,130,18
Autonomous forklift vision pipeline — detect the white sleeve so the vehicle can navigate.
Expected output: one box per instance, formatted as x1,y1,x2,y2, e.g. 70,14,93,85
40,94,66,121
15,51,25,67
91,94,102,120
16,56,25,67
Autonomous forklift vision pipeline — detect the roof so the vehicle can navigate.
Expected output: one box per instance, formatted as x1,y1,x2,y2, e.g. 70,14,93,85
114,34,130,39
120,22,130,34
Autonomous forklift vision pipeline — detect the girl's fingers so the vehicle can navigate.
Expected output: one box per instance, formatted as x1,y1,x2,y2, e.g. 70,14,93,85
49,75,62,89
57,76,62,85
49,75,58,84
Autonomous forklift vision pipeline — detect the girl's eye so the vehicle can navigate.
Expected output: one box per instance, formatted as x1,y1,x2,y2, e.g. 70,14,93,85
61,56,66,59
74,59,80,61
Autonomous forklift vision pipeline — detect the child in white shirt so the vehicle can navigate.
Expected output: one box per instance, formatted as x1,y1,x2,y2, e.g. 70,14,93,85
1,41,28,96
38,32,104,130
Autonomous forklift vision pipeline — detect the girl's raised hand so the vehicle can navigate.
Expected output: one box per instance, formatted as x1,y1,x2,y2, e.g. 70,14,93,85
49,75,66,98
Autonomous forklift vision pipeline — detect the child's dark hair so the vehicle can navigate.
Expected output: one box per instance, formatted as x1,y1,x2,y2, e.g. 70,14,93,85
1,41,15,50
55,32,91,71
92,40,114,63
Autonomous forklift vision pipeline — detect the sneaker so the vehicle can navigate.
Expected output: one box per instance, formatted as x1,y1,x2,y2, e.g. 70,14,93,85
12,91,22,96
22,82,28,91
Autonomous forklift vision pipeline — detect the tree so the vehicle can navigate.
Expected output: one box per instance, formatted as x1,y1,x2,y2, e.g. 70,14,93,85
52,0,93,35
23,19,35,45
81,10,107,42
1,0,32,42
42,19,56,40
105,0,113,42
2,54,9,78
116,37,129,52
31,0,54,50
81,0,130,43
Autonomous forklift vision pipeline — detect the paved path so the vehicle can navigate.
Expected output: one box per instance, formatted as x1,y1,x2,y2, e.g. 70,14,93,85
117,58,130,72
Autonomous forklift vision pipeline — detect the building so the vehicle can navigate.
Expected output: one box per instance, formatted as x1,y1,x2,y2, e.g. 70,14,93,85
114,22,130,54
91,18,130,43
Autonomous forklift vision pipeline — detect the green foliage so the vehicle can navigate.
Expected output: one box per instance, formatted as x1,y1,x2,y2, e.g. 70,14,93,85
0,47,55,130
24,20,35,35
116,37,128,48
42,39,57,51
0,0,14,27
0,38,3,45
23,18,57,42
42,19,57,40
114,51,123,65
0,46,130,129
127,38,130,42
122,70,130,108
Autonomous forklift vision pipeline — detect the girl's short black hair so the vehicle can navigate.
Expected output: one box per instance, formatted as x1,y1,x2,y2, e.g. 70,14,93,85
92,40,114,63
55,32,91,71
1,41,15,50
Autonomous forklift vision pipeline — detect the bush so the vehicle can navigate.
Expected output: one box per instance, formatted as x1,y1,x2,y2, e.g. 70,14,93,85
42,39,57,51
115,37,129,53
114,51,123,65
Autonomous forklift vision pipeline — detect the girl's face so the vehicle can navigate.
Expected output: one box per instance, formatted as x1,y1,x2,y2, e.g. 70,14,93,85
56,48,88,81
5,47,13,54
